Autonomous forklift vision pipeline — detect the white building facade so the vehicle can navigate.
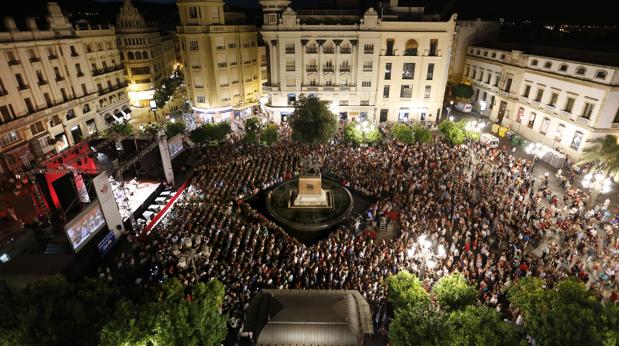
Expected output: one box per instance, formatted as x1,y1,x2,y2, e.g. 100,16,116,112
465,44,619,158
260,1,456,123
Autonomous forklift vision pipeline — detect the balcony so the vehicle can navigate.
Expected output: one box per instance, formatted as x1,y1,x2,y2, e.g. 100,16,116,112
77,72,84,77
217,63,227,68
364,49,374,54
531,100,540,108
18,84,29,91
559,109,571,118
323,66,334,72
37,80,48,86
324,48,334,54
29,57,41,63
285,49,295,54
48,54,58,60
92,64,124,76
306,48,317,54
306,66,317,72
285,66,295,72
546,104,557,113
97,82,128,95
340,48,351,54
71,52,79,57
576,116,590,125
8,59,20,65
340,66,350,72
55,76,64,82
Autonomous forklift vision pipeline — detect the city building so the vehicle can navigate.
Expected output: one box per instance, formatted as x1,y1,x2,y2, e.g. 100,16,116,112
259,0,456,123
176,0,262,122
464,42,619,158
116,0,177,108
0,2,129,179
448,19,500,83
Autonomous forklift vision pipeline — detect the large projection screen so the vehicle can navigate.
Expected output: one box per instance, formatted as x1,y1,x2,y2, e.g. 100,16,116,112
64,201,107,252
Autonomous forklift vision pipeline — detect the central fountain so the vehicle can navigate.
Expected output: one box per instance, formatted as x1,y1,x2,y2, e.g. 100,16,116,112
265,160,354,243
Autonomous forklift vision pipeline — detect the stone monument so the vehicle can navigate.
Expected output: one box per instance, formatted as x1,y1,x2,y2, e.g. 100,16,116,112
290,160,331,208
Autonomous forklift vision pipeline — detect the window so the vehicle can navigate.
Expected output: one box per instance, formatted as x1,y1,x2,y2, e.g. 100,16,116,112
404,40,418,56
364,44,374,54
384,63,392,80
286,79,295,87
504,77,512,92
485,72,491,84
228,43,237,48
483,50,488,56
285,60,295,71
400,85,412,98
500,54,505,59
522,85,531,98
25,98,35,113
70,46,78,56
559,64,568,72
0,78,7,96
429,39,438,56
576,66,586,75
544,61,552,69
570,131,583,150
424,85,431,99
75,63,83,76
398,108,409,121
188,7,198,18
534,88,544,102
363,61,373,72
196,96,205,103
540,118,550,135
81,83,87,96
383,85,390,98
386,39,394,56
402,63,415,79
0,130,21,147
527,112,536,128
82,103,91,114
427,63,434,80
127,51,134,60
6,51,19,64
30,121,45,135
548,92,558,107
362,81,371,87
491,52,496,58
494,74,500,87
564,97,575,113
465,65,470,77
613,107,619,123
66,109,76,121
44,93,53,107
61,88,68,102
595,70,607,79
531,59,538,66
15,73,27,90
189,41,198,50
285,43,295,54
0,106,14,123
28,49,39,62
581,102,594,119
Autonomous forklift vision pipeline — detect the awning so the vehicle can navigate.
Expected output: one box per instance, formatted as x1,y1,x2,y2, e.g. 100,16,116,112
104,115,115,123
122,107,132,113
114,110,122,117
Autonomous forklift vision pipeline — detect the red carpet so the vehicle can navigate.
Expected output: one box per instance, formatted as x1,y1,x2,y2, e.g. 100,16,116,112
140,176,191,237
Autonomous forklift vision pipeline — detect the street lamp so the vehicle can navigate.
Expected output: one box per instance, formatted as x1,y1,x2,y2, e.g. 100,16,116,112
582,172,612,209
524,142,549,174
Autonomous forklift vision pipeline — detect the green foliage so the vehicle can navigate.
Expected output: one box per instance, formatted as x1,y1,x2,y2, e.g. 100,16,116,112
448,305,519,346
153,76,183,108
344,122,364,144
289,95,338,144
508,277,616,346
343,122,381,145
439,120,470,145
364,126,381,145
244,117,262,144
577,135,619,182
387,271,429,309
0,276,121,346
389,300,449,346
99,279,227,346
106,120,133,137
142,123,162,138
433,273,477,311
260,123,279,146
189,122,231,145
165,120,186,139
413,125,432,143
392,123,415,144
452,84,474,100
465,130,480,141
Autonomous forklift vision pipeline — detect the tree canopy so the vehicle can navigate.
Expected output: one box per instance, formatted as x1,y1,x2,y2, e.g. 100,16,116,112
189,122,231,145
387,270,429,309
260,123,279,146
243,117,262,144
106,120,133,137
577,134,619,181
289,95,338,144
452,83,474,100
389,300,448,346
343,122,381,145
391,123,415,144
165,120,186,139
433,273,477,311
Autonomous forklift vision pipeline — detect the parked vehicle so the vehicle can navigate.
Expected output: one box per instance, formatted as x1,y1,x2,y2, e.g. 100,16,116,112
454,102,473,113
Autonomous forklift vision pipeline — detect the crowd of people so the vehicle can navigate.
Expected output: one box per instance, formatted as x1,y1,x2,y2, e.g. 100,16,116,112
101,125,619,339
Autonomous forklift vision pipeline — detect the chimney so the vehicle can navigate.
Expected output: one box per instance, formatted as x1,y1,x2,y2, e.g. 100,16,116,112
3,17,17,31
26,17,38,31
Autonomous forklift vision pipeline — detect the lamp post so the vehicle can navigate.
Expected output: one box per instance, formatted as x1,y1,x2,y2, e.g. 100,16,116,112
407,234,445,279
582,172,612,209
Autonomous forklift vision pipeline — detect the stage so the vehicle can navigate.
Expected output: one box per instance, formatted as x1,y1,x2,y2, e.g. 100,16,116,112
110,178,162,222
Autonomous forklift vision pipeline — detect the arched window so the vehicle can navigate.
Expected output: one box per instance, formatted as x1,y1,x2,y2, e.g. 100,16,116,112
595,70,607,79
142,51,148,59
119,52,124,60
127,51,134,60
531,59,538,66
404,39,418,56
576,66,586,75
135,51,142,60
559,64,568,72
544,61,552,69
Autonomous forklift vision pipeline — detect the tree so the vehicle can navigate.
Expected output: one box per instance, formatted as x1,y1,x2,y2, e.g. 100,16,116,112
189,122,231,145
106,120,133,137
244,117,262,144
143,123,162,138
260,123,279,146
447,305,519,346
433,273,476,312
387,271,429,309
439,120,467,145
412,125,432,143
0,276,121,346
577,135,619,182
344,122,381,145
452,83,474,100
165,120,186,139
289,95,338,144
391,123,415,144
100,279,227,346
344,122,364,145
389,300,449,346
508,277,615,346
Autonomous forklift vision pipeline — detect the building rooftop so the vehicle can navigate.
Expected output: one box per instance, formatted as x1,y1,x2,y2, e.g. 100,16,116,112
475,41,619,68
